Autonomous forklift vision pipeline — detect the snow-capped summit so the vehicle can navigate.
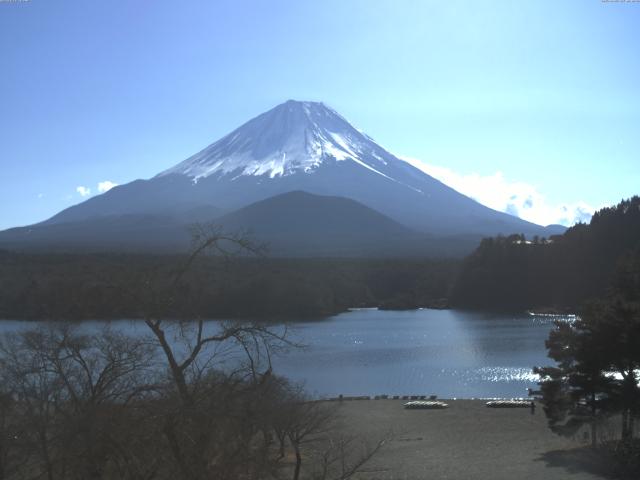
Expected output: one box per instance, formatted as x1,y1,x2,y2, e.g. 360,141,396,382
159,100,398,182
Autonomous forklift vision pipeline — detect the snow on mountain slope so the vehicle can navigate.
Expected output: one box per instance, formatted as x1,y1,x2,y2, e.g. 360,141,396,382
159,100,405,186
27,100,565,242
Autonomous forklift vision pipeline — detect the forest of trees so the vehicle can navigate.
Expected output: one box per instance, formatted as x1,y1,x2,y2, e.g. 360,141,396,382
1,196,639,477
534,253,640,477
1,197,639,321
0,252,458,321
518,198,640,476
452,196,640,311
0,323,389,479
0,229,388,480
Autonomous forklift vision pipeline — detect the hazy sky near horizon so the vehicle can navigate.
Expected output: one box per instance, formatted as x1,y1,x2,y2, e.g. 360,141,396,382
1,0,639,230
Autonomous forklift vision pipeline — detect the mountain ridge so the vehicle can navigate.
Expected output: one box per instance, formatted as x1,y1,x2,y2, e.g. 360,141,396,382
1,100,566,255
0,191,480,257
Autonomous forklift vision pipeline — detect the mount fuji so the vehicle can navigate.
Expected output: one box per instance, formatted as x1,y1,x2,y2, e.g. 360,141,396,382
0,100,564,255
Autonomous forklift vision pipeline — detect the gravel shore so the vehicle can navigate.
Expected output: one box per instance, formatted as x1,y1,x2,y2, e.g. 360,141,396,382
333,399,610,480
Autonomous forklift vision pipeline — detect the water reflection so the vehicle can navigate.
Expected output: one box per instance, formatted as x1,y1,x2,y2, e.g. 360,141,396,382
0,309,565,399
273,309,562,398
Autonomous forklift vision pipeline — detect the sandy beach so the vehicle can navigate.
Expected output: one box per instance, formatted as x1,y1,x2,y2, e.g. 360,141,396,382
331,399,611,480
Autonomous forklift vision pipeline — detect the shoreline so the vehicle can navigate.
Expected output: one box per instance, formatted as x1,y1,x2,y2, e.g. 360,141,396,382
0,305,580,322
324,395,536,401
333,398,608,480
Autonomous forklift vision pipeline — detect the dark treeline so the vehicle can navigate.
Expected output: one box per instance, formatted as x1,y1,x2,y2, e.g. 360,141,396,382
452,196,640,311
0,319,386,480
534,235,640,477
0,227,388,480
4,196,638,320
0,252,459,320
535,297,640,477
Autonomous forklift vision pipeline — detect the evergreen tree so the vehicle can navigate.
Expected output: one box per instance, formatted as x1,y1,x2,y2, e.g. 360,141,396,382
536,295,640,447
535,317,613,447
453,196,640,311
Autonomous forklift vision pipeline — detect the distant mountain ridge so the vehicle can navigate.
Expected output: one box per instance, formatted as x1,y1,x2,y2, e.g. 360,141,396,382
0,191,479,257
0,100,565,256
214,191,477,257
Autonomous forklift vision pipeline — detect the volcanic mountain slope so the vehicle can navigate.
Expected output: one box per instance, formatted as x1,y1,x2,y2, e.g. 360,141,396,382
0,191,480,256
0,100,564,254
214,191,476,257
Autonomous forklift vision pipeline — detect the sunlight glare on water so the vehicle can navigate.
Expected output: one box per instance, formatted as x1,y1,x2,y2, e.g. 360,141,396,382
0,309,567,399
272,309,563,398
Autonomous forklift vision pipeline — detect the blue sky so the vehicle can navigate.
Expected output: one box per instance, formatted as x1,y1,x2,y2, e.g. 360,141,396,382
1,0,639,229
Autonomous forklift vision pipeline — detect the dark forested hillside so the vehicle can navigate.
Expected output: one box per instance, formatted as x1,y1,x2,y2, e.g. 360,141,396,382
0,252,458,320
5,197,637,320
451,196,640,311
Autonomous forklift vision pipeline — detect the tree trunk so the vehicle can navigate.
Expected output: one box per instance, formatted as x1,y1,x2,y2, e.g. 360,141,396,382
622,408,630,441
145,320,191,404
0,443,5,480
293,443,302,480
163,417,196,480
591,392,597,448
39,430,55,480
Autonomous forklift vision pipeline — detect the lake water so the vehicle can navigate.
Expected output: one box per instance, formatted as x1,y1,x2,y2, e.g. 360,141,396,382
273,309,564,399
0,309,569,399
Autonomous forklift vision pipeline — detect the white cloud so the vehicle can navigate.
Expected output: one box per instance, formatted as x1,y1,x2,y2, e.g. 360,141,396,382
76,186,91,197
37,193,44,199
97,180,118,193
400,156,596,226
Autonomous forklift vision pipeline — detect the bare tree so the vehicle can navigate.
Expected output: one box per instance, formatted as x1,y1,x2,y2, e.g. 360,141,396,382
287,400,336,480
0,224,387,480
0,390,29,480
142,224,286,404
311,434,388,480
136,224,302,479
0,325,156,480
271,386,390,480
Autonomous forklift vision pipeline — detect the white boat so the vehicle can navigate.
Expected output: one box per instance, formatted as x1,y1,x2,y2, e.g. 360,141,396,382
486,400,532,408
404,401,448,409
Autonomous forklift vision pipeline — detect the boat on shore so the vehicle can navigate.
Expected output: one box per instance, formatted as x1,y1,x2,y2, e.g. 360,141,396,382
404,401,448,409
486,400,532,408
